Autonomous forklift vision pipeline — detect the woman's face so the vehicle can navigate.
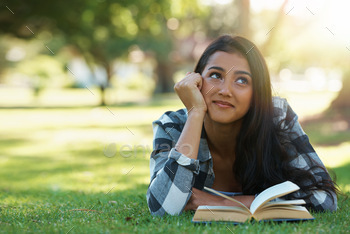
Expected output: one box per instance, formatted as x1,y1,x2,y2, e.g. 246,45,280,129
200,51,253,124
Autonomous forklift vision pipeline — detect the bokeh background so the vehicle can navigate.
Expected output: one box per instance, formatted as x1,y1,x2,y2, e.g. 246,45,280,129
0,0,349,231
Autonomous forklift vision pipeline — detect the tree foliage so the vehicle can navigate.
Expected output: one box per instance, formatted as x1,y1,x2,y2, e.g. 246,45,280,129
0,0,208,104
1,0,347,109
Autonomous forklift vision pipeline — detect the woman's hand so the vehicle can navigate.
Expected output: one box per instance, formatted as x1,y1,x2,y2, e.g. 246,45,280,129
173,72,207,159
184,188,225,211
184,188,255,211
174,72,207,115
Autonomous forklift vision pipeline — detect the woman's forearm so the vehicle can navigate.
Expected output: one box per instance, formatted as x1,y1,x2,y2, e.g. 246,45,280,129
175,110,206,160
185,188,255,210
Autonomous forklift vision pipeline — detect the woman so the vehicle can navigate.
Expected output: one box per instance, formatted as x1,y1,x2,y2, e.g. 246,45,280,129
147,35,337,216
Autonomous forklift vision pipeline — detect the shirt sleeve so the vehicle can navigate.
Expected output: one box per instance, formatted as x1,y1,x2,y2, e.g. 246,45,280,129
146,111,200,216
274,97,337,212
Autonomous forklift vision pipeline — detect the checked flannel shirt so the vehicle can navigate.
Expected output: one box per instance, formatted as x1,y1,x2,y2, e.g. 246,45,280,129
146,97,337,216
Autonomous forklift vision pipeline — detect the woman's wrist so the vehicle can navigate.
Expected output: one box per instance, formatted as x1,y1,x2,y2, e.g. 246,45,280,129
187,107,206,118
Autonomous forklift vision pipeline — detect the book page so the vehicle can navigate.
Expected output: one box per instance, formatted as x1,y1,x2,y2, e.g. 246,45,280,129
253,205,313,221
194,206,251,223
250,181,300,214
262,199,306,209
197,205,249,213
203,187,251,213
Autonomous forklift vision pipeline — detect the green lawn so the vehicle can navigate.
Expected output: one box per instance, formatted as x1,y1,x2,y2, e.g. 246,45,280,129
1,90,350,233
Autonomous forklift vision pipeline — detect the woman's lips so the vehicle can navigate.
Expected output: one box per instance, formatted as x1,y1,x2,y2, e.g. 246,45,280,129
213,100,234,108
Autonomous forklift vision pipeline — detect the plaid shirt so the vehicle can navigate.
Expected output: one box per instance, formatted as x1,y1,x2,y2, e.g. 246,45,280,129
147,97,337,216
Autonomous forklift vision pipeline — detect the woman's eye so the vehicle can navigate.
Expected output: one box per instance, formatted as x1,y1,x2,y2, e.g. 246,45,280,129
209,72,222,79
236,77,248,85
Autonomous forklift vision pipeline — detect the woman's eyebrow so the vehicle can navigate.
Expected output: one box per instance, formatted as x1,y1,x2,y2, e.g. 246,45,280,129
208,66,225,72
208,66,252,78
235,70,252,77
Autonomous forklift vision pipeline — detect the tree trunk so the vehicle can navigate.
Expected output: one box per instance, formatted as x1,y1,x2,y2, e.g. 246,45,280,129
330,72,350,110
236,0,251,38
154,60,175,94
99,85,106,106
260,0,289,55
99,62,112,106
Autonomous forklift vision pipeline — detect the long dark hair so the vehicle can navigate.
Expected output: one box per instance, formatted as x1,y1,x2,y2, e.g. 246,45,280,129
194,35,337,207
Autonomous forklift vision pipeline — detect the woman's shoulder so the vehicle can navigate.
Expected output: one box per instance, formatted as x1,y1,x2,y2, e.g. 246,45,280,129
272,96,289,110
153,108,188,127
272,96,298,126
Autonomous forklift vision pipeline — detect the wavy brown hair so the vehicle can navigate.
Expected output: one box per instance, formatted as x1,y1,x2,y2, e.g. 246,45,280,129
194,35,338,211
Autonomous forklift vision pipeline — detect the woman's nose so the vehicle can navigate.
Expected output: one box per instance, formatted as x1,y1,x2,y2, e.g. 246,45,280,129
218,81,232,97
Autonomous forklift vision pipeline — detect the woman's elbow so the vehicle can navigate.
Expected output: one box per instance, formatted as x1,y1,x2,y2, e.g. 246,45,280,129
326,193,338,212
147,198,183,216
309,191,337,212
147,188,186,216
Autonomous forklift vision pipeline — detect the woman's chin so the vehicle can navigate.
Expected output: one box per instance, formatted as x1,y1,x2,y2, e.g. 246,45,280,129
205,109,246,125
206,114,236,125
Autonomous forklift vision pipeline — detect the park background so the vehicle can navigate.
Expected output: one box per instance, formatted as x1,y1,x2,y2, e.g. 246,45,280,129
0,0,349,233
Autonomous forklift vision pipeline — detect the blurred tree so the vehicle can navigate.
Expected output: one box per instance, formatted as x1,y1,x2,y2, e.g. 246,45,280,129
1,0,125,105
236,0,251,38
195,1,244,40
16,55,65,98
0,39,8,79
0,0,207,104
330,71,350,114
135,1,207,94
258,0,289,56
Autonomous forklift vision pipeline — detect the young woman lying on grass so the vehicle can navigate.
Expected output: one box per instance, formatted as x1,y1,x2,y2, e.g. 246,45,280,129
147,35,338,216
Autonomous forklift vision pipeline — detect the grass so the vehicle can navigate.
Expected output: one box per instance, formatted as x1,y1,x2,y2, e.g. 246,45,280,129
0,89,350,233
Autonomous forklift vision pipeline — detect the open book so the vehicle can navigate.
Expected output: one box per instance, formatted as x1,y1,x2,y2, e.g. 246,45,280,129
192,181,314,223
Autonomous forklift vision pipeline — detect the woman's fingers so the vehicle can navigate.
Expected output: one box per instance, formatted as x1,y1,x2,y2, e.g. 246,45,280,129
197,76,203,90
174,72,207,114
